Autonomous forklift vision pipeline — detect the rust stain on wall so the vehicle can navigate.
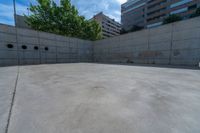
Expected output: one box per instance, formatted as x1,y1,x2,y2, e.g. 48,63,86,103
139,51,162,58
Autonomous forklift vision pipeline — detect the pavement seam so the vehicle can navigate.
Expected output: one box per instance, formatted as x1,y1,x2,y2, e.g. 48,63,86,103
5,66,20,133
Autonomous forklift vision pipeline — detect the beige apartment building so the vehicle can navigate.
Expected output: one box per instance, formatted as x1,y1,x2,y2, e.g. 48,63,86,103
92,12,121,38
122,0,200,30
147,0,200,28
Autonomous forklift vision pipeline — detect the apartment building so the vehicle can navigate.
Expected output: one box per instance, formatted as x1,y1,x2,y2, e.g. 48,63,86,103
92,12,121,38
121,0,147,31
147,0,200,28
121,0,200,30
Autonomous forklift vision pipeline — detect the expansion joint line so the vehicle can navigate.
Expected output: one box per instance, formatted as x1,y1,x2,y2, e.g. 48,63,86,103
5,66,20,133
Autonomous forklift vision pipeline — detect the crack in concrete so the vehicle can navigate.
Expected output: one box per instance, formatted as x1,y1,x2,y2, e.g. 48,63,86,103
5,66,20,133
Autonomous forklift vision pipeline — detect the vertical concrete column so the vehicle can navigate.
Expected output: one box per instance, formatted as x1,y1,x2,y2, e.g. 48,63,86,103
15,27,20,66
169,23,174,65
37,31,42,64
147,29,150,64
56,46,58,63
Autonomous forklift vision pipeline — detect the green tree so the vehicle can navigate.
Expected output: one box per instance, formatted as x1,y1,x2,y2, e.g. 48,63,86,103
196,7,200,15
25,0,101,40
130,25,143,32
120,28,128,34
163,14,182,24
120,25,143,35
190,7,200,18
81,20,102,41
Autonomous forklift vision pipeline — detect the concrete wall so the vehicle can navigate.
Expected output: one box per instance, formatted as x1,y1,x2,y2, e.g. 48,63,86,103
0,24,93,66
1,16,200,67
94,17,200,66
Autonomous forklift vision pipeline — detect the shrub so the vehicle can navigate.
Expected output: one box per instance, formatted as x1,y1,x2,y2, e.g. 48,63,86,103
163,14,182,24
190,7,200,18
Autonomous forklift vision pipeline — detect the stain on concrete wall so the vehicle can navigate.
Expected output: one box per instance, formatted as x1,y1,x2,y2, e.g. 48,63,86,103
0,24,93,66
94,17,200,66
1,17,200,67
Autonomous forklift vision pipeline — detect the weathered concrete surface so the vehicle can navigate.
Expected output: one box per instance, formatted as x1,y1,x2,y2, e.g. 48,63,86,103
1,63,200,133
0,66,18,133
94,17,200,66
0,24,93,67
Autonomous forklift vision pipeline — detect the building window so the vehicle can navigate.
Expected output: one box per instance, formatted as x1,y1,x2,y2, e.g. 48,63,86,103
188,4,197,10
147,22,163,28
170,7,188,15
170,0,193,8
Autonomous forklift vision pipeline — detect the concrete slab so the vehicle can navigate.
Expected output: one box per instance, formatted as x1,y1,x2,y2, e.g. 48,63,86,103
1,63,200,133
0,66,18,133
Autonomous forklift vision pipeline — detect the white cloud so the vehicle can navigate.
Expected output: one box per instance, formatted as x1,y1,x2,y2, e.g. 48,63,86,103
16,3,29,15
0,0,126,25
71,0,124,23
115,0,127,4
53,0,60,5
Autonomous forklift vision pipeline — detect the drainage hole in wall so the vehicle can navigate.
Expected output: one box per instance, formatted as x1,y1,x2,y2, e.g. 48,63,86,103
7,44,14,48
45,47,49,51
34,46,39,50
21,45,27,50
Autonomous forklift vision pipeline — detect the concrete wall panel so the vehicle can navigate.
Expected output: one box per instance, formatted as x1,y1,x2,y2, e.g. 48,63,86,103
173,28,200,41
39,32,56,40
1,17,200,67
17,36,39,44
0,50,18,59
172,39,200,50
173,17,200,31
149,42,171,51
0,24,16,34
93,17,200,66
0,33,16,43
0,24,93,66
17,28,38,37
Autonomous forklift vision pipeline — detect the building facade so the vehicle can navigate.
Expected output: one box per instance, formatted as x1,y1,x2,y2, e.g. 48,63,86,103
15,15,31,29
122,0,200,30
147,0,200,28
121,0,147,31
92,12,121,38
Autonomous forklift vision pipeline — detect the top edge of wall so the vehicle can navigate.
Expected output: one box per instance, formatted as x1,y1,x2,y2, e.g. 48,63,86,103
1,16,200,43
0,23,93,43
95,16,200,42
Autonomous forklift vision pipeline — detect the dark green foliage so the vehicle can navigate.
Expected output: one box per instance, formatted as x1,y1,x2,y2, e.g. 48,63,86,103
120,28,128,34
130,25,143,32
120,25,143,35
163,14,182,24
25,0,101,40
190,7,200,18
197,7,200,15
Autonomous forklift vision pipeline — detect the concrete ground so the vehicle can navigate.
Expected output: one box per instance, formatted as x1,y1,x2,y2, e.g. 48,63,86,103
1,63,200,133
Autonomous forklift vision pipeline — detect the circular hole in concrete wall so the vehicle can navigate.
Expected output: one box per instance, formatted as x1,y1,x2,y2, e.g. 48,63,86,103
21,45,27,50
34,46,39,50
7,44,14,48
45,47,49,51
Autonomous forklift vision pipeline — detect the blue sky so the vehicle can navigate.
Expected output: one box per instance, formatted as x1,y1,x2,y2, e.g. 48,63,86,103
0,0,127,25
